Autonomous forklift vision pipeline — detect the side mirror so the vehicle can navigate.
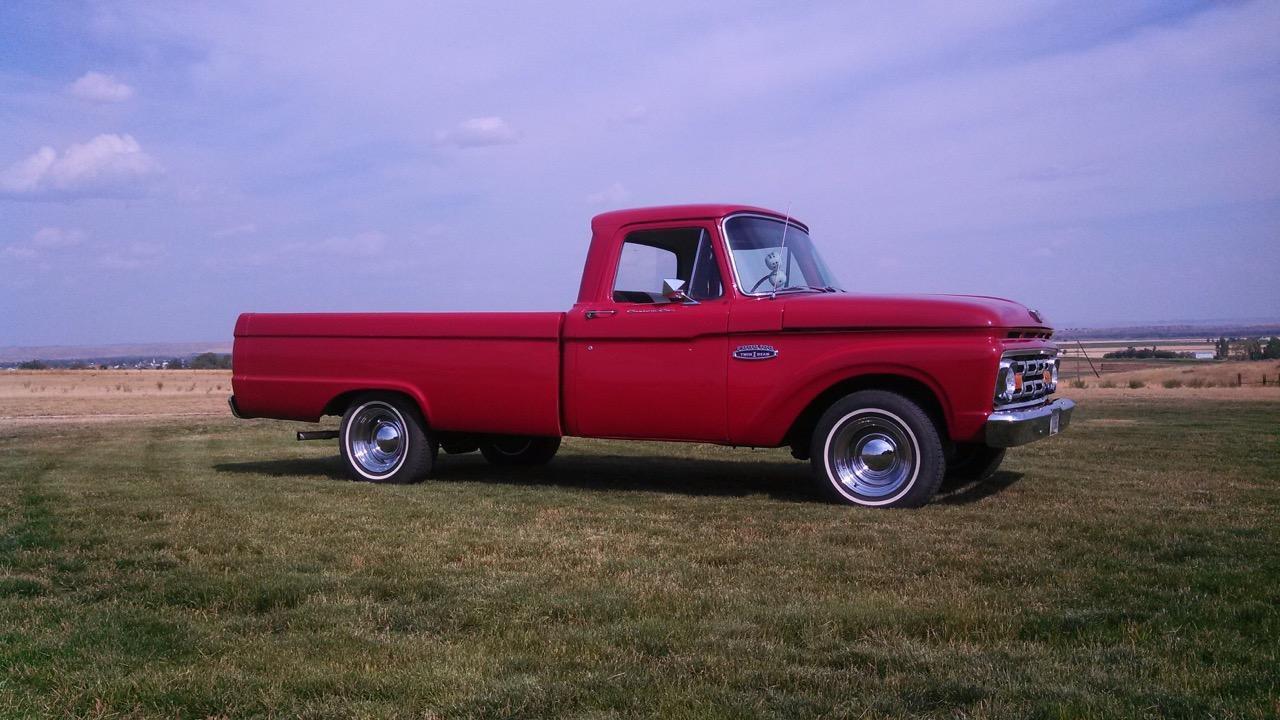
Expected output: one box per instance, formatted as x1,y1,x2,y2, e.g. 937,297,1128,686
662,278,694,303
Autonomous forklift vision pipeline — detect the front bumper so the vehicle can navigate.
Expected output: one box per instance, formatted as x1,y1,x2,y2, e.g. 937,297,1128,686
985,397,1075,448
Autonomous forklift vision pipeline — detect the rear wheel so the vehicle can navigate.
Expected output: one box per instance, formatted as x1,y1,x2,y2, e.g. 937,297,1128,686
479,436,561,466
810,390,944,508
339,394,435,483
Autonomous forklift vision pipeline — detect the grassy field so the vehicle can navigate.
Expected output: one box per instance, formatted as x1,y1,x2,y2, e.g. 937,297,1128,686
1,375,1278,718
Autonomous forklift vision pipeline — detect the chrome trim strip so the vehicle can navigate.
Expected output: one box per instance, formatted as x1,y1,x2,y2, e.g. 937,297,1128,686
1001,348,1058,359
994,396,1054,411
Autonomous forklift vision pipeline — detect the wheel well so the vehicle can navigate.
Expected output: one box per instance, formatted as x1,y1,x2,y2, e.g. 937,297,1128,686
323,389,428,426
785,374,949,456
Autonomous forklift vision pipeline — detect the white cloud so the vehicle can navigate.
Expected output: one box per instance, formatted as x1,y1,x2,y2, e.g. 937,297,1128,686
68,72,134,102
434,117,518,148
212,222,258,238
31,227,86,249
586,182,630,206
0,134,161,198
98,242,162,271
310,230,387,256
609,104,649,126
1,227,86,263
0,245,38,261
204,230,391,271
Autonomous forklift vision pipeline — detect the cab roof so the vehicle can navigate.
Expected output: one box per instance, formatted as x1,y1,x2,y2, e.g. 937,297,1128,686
590,204,804,237
577,204,806,305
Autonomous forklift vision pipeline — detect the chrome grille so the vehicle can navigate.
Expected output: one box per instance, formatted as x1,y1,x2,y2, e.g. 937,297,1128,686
996,353,1058,408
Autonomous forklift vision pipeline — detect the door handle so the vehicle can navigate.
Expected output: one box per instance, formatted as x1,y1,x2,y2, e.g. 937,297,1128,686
584,309,616,319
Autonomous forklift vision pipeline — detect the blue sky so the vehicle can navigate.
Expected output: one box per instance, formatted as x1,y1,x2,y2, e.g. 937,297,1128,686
1,1,1277,345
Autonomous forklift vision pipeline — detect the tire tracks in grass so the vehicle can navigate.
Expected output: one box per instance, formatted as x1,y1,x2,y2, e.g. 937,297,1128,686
0,453,63,574
2,431,210,716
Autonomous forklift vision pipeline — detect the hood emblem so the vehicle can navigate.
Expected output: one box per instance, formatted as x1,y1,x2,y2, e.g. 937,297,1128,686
733,344,778,361
1029,309,1043,323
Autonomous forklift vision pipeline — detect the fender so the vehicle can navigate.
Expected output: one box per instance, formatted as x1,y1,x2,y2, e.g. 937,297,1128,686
321,380,435,425
728,330,996,446
234,374,435,425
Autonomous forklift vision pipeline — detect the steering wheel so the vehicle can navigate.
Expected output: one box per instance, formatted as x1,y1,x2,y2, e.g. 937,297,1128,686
751,272,778,292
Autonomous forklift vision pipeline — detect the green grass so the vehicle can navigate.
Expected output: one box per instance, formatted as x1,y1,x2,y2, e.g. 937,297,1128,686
2,399,1278,718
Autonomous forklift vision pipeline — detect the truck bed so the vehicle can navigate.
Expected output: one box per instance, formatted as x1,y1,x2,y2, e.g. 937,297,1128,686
232,312,564,435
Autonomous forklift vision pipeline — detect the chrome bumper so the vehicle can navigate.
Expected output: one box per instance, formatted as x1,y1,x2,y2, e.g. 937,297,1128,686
985,398,1075,448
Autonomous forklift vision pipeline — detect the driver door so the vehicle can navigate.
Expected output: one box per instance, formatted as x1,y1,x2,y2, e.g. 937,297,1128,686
564,223,730,441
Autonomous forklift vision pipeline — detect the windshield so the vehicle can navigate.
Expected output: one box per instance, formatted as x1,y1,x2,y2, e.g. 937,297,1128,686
723,215,842,295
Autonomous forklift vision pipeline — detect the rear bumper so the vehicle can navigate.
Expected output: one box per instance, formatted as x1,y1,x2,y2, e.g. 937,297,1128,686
227,395,251,419
985,397,1075,448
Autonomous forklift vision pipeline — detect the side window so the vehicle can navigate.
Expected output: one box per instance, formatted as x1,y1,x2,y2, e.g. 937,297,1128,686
612,228,723,303
613,243,677,302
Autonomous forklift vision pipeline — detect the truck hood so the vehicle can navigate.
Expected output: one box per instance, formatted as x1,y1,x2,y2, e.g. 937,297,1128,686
780,292,1049,331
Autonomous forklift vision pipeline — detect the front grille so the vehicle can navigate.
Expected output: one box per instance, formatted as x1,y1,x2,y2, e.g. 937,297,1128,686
997,353,1057,407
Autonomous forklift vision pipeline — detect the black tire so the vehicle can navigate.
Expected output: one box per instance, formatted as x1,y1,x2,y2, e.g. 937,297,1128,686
338,393,436,484
943,444,1006,488
479,436,561,466
809,390,945,508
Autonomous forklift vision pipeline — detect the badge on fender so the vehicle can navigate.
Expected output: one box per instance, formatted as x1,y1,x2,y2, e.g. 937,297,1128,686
733,344,778,360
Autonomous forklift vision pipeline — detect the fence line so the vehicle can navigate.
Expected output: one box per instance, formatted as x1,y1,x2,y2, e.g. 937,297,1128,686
1063,374,1277,387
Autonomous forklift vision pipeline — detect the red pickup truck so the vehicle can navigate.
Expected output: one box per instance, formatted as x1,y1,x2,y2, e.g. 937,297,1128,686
231,204,1073,508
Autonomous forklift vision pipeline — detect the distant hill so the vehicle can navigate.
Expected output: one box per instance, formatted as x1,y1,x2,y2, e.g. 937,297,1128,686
0,341,231,364
1056,324,1280,341
5,320,1277,363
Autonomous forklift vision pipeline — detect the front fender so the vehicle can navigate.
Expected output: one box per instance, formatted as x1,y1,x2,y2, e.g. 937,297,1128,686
727,330,999,446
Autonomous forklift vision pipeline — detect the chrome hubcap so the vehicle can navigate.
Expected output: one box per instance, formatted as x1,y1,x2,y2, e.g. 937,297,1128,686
374,424,401,454
828,412,917,499
858,435,896,472
348,402,408,476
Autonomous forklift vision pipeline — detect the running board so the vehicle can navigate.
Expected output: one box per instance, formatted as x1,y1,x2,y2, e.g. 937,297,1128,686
296,430,340,441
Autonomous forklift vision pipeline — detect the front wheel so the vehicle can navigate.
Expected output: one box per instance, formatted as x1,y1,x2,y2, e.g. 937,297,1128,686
479,436,561,466
810,390,944,508
339,394,436,483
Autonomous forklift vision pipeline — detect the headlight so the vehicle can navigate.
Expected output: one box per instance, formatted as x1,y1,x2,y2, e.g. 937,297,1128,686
1050,358,1060,390
996,362,1017,402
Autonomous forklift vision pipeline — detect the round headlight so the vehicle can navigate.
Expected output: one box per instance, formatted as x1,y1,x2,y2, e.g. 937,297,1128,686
996,365,1016,401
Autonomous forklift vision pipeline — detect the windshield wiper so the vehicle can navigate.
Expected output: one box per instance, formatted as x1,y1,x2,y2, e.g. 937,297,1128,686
771,285,837,296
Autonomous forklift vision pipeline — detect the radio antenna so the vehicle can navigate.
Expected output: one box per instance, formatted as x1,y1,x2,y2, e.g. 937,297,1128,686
772,201,793,300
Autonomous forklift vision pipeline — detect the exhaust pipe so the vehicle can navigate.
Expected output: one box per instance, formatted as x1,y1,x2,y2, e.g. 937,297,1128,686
296,430,339,441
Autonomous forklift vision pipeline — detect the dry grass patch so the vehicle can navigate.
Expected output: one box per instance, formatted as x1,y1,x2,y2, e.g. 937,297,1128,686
0,370,231,421
1064,361,1280,401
